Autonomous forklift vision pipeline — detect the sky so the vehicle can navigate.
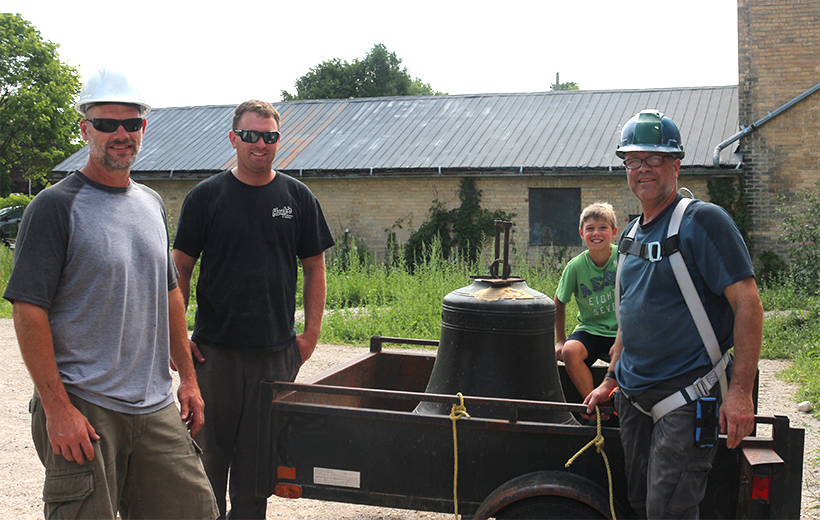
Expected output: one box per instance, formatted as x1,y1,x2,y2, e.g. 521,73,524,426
5,0,739,109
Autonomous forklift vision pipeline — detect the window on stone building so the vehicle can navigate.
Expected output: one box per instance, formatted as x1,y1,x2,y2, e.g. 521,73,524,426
528,188,581,245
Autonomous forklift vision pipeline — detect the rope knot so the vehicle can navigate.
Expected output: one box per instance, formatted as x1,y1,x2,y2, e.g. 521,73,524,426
450,392,471,422
564,406,617,519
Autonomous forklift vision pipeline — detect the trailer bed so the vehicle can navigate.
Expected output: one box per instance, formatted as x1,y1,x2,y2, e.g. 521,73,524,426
258,337,804,519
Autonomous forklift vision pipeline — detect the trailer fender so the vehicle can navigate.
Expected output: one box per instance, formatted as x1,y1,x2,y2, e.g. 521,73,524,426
472,471,625,520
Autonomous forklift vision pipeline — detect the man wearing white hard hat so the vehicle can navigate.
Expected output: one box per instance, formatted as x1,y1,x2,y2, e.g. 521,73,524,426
4,68,219,519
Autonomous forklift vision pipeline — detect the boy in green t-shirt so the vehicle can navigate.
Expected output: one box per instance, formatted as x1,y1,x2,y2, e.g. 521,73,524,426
555,202,618,406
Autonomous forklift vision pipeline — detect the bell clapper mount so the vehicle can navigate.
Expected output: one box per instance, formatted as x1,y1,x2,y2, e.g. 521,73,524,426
473,220,524,287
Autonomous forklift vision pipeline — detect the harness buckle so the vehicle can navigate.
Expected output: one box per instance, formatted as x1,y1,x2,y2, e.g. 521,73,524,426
694,373,715,398
647,241,662,262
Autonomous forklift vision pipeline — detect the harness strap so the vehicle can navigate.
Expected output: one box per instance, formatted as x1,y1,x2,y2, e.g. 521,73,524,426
616,197,730,422
628,350,732,422
619,235,679,262
666,199,729,402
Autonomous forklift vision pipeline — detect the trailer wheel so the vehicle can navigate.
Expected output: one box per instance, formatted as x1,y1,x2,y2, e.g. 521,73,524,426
495,495,606,519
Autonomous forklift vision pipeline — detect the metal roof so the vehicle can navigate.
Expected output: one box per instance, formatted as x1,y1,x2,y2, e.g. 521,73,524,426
54,86,739,176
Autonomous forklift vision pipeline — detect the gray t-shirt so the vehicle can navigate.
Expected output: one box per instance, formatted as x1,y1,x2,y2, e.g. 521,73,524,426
4,172,178,414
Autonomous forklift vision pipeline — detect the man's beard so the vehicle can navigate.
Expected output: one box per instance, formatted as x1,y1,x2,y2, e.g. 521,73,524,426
91,138,141,170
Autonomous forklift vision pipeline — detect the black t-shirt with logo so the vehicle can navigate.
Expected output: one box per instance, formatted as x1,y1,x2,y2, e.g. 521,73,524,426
174,169,335,351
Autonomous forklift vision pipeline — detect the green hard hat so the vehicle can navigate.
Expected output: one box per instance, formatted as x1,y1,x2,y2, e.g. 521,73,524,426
616,109,685,159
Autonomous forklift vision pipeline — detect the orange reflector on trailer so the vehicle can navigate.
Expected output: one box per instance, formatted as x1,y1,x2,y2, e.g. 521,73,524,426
751,475,771,501
278,466,296,480
275,483,302,499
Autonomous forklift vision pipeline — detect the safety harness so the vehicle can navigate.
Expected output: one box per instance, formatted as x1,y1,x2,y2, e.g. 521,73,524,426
615,197,730,423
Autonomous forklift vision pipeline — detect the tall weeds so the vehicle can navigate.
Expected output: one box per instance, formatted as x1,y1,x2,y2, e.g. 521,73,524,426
0,239,817,411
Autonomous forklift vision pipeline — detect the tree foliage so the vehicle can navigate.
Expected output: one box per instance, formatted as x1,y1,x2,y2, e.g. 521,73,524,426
0,14,82,195
550,81,580,91
282,44,443,101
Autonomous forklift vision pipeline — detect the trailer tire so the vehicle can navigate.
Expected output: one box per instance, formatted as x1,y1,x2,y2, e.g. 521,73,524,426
494,496,606,519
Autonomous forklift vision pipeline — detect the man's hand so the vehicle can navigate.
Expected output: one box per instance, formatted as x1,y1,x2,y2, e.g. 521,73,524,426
170,339,205,371
296,333,317,364
188,338,205,364
583,378,618,416
719,387,755,449
177,380,205,436
46,404,100,465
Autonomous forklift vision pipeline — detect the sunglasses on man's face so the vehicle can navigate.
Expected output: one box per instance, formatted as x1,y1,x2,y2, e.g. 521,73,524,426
234,129,281,144
85,118,144,133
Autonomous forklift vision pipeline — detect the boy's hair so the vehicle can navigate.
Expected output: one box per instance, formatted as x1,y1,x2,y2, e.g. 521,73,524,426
579,202,617,229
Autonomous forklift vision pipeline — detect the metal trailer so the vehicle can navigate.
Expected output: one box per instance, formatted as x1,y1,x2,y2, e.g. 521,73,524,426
257,336,804,519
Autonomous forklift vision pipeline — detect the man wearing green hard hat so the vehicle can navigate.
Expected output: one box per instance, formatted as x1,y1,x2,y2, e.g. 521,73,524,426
585,109,763,519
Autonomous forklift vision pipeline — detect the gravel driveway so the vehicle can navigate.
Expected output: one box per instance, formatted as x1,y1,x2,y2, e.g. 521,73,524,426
0,318,817,519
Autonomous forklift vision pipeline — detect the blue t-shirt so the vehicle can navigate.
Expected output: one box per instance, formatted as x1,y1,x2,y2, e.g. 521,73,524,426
615,196,754,395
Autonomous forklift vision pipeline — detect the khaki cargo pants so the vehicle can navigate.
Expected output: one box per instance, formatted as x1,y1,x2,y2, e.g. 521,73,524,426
30,392,219,519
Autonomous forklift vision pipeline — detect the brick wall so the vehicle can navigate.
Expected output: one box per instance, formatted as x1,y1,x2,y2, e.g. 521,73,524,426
300,173,716,263
141,179,199,231
147,173,726,264
738,0,820,255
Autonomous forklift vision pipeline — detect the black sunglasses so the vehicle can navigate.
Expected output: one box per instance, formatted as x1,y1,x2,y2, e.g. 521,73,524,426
85,118,144,133
234,129,281,144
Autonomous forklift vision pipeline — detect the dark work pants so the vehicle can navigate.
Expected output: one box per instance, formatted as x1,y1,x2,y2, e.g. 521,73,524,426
193,340,301,520
615,378,720,520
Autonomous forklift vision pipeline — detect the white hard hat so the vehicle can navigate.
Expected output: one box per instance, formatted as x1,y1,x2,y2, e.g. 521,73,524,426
74,67,151,116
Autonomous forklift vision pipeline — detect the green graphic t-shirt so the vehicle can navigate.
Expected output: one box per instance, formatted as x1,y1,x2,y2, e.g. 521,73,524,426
555,244,618,337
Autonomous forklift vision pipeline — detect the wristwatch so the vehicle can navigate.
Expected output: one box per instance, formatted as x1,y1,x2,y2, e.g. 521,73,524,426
605,370,616,380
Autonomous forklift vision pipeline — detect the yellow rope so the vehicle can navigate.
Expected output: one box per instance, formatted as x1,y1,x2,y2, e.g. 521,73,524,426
449,392,470,520
564,406,617,520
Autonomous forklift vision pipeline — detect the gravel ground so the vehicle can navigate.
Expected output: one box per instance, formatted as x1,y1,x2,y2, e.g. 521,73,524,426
0,318,817,519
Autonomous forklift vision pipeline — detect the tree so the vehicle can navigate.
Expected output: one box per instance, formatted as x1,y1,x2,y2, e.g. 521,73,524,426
550,81,580,91
282,44,443,101
0,14,82,196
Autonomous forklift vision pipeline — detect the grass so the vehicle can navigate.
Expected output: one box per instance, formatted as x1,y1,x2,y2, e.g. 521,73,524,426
0,244,817,411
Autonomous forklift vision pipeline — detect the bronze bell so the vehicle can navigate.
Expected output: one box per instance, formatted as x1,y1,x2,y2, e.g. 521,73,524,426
415,221,577,425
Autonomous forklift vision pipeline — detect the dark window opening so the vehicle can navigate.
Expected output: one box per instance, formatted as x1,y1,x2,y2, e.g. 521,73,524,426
528,188,581,246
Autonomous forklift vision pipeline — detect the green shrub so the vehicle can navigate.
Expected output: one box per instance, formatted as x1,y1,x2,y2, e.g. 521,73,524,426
754,251,788,288
404,178,514,270
0,193,32,210
0,246,13,318
778,181,820,295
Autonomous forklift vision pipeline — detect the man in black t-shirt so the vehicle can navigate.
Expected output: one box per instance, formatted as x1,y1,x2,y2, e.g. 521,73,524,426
173,99,335,519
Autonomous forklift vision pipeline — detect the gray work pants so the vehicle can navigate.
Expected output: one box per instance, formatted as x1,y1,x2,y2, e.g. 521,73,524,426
615,380,720,520
193,340,301,520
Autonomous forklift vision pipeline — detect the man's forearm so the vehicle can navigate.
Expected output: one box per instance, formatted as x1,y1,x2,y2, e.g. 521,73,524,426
727,278,763,397
12,302,71,412
301,254,327,342
168,288,197,382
